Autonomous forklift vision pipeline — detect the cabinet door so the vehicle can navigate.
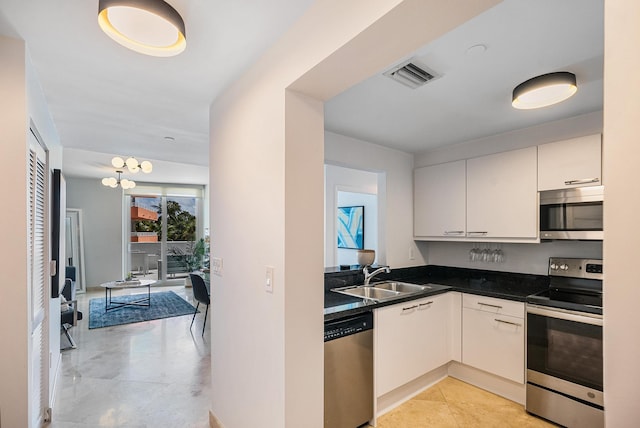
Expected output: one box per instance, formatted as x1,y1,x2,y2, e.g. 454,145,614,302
375,294,450,396
414,160,466,238
538,134,602,191
462,307,524,383
466,146,537,239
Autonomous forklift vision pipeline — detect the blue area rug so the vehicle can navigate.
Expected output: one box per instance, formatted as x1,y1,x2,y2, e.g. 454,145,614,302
88,291,197,329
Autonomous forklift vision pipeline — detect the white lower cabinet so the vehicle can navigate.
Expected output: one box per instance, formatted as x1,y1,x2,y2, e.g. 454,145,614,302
374,291,525,399
461,294,525,383
375,293,451,396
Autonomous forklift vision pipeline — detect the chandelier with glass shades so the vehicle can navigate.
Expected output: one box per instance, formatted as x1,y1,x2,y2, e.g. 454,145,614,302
102,156,152,189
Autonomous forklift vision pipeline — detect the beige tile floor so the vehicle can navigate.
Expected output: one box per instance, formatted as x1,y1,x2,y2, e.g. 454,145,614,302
374,377,556,428
47,285,211,428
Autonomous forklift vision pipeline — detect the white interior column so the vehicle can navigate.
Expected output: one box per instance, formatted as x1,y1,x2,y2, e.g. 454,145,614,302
208,1,500,426
0,35,30,428
603,0,640,424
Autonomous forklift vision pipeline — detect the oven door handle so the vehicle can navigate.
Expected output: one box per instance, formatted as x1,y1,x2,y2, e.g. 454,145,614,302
527,304,603,326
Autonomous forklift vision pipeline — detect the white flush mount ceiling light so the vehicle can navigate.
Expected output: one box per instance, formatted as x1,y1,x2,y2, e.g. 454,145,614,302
111,156,153,173
98,0,186,57
512,72,577,110
102,170,137,189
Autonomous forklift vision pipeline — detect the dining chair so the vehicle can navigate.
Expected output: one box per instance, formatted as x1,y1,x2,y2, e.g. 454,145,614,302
61,278,83,350
189,273,210,336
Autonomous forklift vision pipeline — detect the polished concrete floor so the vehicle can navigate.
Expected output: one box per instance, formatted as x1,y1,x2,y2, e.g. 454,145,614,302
48,285,211,428
375,377,556,428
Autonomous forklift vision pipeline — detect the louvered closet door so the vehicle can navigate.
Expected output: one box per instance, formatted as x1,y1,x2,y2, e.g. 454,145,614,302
29,129,48,427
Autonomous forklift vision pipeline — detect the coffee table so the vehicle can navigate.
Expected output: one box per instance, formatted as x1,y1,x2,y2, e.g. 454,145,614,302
100,279,156,312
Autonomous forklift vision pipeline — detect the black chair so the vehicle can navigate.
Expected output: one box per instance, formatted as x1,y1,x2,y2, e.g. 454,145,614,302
189,273,210,336
61,276,83,350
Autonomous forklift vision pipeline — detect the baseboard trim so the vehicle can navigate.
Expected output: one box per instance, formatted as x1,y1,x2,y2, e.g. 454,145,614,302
448,361,525,404
376,365,448,417
374,361,526,424
209,410,223,428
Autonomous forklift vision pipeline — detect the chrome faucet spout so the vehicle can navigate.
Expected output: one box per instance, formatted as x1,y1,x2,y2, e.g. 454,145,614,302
363,265,391,286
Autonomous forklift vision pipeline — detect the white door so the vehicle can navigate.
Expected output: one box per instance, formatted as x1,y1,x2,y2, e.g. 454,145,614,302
28,129,49,427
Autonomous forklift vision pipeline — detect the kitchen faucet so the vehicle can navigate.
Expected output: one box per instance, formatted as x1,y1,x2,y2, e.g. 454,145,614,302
363,265,391,286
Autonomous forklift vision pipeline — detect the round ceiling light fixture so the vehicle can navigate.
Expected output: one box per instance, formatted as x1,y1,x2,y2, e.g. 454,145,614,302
512,72,577,110
111,156,153,173
102,170,137,189
98,0,186,57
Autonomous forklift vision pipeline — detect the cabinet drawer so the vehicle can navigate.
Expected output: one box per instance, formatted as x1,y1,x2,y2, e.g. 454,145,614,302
463,294,524,318
462,308,525,383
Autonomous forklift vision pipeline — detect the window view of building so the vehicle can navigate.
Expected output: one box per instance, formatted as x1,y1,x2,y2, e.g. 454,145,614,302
128,191,203,283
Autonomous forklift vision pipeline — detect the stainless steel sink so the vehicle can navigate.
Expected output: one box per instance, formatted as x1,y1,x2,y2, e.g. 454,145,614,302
334,286,401,301
369,281,431,294
332,281,429,302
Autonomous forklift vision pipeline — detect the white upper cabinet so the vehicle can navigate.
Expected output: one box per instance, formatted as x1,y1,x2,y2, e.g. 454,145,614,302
466,146,538,239
537,134,602,191
414,160,466,238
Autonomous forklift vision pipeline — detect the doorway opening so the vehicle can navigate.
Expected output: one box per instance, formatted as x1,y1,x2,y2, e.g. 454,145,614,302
325,164,385,267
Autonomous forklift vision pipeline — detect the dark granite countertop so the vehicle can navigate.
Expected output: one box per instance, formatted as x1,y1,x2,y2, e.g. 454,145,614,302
324,283,452,321
324,265,549,321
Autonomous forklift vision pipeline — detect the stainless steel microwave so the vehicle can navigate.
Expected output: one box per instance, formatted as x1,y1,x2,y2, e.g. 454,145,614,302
539,186,604,240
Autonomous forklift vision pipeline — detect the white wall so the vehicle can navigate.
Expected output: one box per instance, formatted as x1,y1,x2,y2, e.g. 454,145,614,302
325,131,426,268
603,0,640,424
426,241,602,275
209,1,499,426
324,164,378,266
66,177,123,286
414,110,602,168
0,34,30,428
0,34,63,428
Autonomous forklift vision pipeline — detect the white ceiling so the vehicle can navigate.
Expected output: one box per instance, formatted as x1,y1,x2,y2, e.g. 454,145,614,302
324,0,604,154
0,0,604,184
0,0,315,183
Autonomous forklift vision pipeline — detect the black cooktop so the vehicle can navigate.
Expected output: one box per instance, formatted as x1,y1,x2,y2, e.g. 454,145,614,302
527,288,602,315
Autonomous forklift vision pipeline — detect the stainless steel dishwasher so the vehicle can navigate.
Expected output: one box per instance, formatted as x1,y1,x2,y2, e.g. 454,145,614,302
324,311,374,428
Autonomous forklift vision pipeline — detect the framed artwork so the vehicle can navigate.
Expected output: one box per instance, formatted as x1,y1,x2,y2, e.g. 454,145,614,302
337,206,364,249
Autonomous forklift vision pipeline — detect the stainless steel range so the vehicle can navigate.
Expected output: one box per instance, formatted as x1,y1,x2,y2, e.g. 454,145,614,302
526,258,603,428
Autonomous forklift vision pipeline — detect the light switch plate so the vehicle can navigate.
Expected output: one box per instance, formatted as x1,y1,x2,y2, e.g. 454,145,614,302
212,257,223,276
265,266,274,293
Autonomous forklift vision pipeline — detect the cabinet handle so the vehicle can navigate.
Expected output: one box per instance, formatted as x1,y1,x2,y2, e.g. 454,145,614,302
494,318,522,327
467,231,488,236
444,231,464,235
419,301,434,307
402,305,418,311
478,302,502,309
564,178,600,185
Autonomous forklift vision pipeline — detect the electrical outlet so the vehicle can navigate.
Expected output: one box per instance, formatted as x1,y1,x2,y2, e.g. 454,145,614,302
265,266,274,293
409,246,415,260
211,257,223,276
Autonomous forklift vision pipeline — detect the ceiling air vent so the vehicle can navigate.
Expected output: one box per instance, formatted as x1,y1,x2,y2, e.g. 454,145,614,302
383,59,438,89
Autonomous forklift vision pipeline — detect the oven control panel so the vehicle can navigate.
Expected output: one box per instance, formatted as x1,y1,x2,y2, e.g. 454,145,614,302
549,258,603,279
